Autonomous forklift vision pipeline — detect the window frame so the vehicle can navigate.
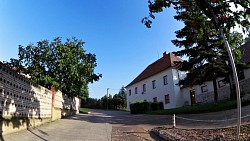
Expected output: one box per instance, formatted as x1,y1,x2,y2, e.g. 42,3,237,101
153,97,157,102
143,84,146,92
218,80,226,88
135,87,138,94
152,80,156,89
163,75,168,85
201,85,208,93
164,94,170,104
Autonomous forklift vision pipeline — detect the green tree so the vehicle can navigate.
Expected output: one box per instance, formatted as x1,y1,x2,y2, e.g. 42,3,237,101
112,94,120,109
117,86,127,109
142,0,250,102
100,94,113,110
82,98,99,109
8,37,101,99
112,86,127,109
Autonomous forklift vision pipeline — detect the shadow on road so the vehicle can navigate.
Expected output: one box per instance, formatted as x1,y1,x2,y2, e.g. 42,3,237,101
66,106,250,129
65,109,172,128
27,128,47,141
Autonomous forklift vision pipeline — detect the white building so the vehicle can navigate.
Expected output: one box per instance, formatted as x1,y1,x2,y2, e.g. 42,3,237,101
181,41,250,106
126,52,186,110
126,42,250,110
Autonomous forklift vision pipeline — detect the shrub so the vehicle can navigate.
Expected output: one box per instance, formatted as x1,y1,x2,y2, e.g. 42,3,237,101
130,100,150,114
130,100,163,114
151,102,163,111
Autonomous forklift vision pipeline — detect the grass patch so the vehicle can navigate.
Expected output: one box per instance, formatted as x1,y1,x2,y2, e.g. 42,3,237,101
147,100,250,115
79,108,89,114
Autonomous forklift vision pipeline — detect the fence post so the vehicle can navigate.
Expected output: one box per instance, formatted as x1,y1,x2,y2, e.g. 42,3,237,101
51,85,56,108
172,114,176,128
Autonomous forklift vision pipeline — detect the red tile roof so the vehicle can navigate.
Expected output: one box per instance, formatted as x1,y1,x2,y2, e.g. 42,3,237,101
126,52,183,88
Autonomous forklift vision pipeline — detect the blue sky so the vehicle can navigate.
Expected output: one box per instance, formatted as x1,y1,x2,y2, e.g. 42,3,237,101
0,0,183,99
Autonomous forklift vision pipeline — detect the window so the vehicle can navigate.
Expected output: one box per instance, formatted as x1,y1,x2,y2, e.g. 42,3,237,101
152,80,156,89
135,87,138,94
153,97,157,102
218,80,226,88
129,90,131,96
165,94,170,104
163,75,168,85
143,84,146,92
201,85,208,93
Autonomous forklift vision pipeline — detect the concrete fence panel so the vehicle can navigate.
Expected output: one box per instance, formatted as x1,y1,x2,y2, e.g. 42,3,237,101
0,62,80,135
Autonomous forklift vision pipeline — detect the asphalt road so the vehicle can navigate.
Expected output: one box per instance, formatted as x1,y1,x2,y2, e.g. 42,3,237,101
2,105,250,141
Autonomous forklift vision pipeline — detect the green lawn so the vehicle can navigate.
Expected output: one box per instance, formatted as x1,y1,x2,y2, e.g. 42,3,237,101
147,100,250,115
79,108,89,114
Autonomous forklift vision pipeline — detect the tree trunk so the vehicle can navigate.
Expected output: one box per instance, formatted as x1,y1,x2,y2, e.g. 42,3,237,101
213,78,218,103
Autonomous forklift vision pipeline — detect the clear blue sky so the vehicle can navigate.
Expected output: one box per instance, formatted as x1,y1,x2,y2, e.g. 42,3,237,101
0,0,183,99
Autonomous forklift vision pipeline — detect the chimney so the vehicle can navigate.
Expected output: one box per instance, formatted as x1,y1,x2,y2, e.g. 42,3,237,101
163,51,169,57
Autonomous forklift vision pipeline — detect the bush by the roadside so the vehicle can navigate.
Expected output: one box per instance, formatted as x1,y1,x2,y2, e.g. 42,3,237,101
130,100,163,114
130,100,150,114
151,102,164,111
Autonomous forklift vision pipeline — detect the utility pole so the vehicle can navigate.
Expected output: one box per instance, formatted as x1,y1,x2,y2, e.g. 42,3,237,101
107,88,109,110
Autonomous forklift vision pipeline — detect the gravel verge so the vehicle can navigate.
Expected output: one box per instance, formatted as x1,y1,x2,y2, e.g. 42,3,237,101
152,124,250,141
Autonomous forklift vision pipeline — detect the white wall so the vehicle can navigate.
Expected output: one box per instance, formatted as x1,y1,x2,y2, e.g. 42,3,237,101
127,66,250,110
181,77,231,105
244,68,250,79
126,68,184,110
172,69,185,107
181,88,191,106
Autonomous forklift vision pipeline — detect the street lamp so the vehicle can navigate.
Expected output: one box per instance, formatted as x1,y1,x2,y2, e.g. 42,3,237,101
196,1,241,140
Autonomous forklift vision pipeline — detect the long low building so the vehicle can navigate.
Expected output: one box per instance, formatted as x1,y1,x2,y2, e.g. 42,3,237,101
126,42,250,111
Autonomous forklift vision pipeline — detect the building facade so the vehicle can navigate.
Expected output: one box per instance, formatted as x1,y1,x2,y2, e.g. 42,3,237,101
126,52,186,110
126,43,250,110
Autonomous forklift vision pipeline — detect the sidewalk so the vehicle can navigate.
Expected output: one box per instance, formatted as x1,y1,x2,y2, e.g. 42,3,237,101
3,114,112,141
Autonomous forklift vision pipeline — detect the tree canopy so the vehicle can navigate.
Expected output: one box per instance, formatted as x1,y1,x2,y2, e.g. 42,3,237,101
82,86,127,110
6,37,101,99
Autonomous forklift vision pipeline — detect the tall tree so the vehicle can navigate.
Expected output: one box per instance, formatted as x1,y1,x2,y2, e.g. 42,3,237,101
118,86,127,109
8,37,101,99
112,86,127,109
142,0,250,102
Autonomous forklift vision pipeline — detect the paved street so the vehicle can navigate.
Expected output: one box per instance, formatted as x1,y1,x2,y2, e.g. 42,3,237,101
2,113,112,141
2,105,250,141
2,109,169,141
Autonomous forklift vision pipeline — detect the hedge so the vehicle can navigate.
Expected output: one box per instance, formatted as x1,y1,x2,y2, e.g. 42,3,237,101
130,101,163,114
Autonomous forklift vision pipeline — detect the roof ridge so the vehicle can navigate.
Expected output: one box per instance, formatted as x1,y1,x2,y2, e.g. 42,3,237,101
126,52,182,88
